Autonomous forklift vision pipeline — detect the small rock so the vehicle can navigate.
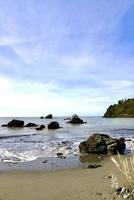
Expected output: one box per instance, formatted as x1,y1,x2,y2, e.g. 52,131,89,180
96,192,102,196
40,116,44,119
104,175,112,179
86,163,102,169
36,125,45,130
42,160,48,163
123,193,130,199
57,153,66,159
116,187,122,194
48,121,60,129
25,123,37,127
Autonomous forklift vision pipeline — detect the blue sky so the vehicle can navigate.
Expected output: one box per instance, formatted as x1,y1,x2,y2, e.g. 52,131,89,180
0,0,134,116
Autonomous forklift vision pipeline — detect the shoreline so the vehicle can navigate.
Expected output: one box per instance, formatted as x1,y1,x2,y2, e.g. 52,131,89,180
0,155,126,200
0,153,111,172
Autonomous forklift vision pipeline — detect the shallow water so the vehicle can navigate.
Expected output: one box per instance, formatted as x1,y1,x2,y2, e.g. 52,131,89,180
0,117,134,163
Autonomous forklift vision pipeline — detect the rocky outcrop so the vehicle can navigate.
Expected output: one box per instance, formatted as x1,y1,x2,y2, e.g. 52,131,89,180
79,133,126,155
104,98,134,118
67,114,86,124
2,119,24,127
48,121,60,129
36,125,45,130
25,123,37,127
45,114,53,119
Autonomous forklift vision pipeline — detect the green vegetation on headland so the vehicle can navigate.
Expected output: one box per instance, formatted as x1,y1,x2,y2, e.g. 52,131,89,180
104,98,134,118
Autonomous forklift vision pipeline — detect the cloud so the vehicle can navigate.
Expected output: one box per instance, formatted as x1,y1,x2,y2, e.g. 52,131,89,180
0,0,134,115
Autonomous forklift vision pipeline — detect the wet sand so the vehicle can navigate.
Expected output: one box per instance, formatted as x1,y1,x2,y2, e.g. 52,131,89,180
0,156,125,200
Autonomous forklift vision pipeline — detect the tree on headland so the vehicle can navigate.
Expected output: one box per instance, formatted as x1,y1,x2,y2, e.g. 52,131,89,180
104,98,134,118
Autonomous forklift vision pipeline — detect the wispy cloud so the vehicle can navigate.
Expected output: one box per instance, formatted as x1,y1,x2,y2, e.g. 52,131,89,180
0,0,134,115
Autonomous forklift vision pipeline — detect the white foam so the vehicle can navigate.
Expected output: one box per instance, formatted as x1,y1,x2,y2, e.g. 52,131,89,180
0,148,38,163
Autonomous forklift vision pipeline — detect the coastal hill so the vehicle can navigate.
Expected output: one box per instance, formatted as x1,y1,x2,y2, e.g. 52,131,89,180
104,98,134,118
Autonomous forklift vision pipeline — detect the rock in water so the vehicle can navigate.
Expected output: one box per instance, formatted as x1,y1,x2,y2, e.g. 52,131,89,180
40,116,44,119
48,121,60,129
79,133,126,155
36,125,45,130
25,123,37,127
6,119,24,127
45,114,53,119
67,114,86,124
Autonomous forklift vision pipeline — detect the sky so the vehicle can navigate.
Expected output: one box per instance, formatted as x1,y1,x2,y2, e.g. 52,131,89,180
0,0,134,116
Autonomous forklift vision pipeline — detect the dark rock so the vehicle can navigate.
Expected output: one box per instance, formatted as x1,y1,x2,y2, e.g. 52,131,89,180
36,125,45,130
57,153,66,159
116,187,122,194
57,152,63,156
42,160,48,163
62,141,70,145
25,123,37,127
40,116,44,119
48,121,60,129
1,124,8,127
67,114,86,124
64,117,71,120
86,163,102,168
79,133,126,155
6,119,24,127
45,114,53,119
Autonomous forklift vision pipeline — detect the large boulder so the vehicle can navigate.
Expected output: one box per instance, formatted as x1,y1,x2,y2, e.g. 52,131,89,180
48,121,60,129
67,114,86,124
79,133,126,155
4,119,24,127
45,114,53,119
25,123,37,127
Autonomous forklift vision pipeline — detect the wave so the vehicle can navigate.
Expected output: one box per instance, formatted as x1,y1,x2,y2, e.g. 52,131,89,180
0,141,79,163
0,148,38,163
0,133,37,140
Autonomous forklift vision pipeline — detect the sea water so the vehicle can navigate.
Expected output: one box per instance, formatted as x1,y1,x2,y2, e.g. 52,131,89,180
0,117,134,163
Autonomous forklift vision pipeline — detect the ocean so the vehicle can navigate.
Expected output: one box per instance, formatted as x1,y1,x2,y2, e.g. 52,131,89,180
0,117,134,163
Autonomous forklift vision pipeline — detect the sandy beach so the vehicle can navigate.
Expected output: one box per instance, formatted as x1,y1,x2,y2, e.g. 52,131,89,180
0,156,125,200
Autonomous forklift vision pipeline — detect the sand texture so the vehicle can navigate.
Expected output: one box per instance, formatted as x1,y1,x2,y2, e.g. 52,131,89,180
0,157,125,200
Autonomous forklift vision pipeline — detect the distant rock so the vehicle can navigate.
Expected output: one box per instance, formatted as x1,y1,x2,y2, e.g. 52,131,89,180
104,98,134,118
25,123,37,127
45,114,53,119
2,119,24,128
40,116,44,119
67,114,86,124
47,121,60,129
36,125,45,130
1,124,8,127
64,117,71,120
79,133,126,155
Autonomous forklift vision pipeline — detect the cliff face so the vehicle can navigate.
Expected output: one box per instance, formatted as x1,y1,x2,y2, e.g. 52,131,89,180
104,98,134,118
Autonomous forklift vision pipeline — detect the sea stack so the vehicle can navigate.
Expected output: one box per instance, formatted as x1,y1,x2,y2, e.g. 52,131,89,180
45,114,53,119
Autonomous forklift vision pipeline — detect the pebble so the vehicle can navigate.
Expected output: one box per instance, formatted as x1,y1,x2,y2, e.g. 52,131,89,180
42,160,48,163
96,192,102,196
104,175,112,179
86,163,102,169
123,193,130,199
